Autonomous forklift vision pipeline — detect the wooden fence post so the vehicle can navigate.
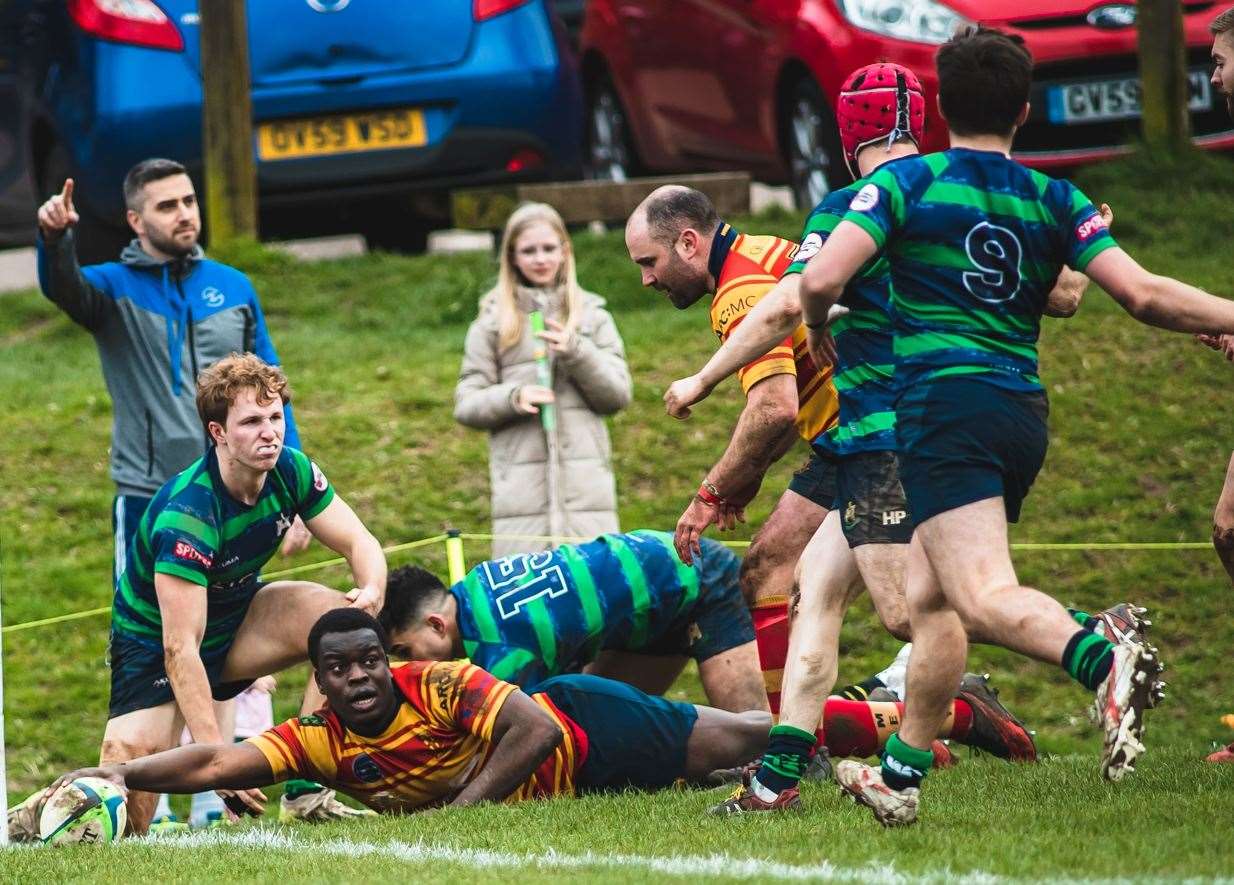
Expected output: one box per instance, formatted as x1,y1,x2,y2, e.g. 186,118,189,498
200,0,257,242
1137,0,1192,154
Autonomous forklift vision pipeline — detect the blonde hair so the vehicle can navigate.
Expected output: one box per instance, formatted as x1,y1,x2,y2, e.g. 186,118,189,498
489,202,583,352
196,352,290,436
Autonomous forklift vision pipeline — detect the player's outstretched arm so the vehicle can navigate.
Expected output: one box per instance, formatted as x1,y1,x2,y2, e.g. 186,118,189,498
1085,247,1234,334
448,690,563,808
52,744,277,816
305,495,387,616
664,275,804,419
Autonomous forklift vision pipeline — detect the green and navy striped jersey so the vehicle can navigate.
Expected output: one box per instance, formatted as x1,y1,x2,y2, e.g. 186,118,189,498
453,531,731,686
841,148,1117,392
112,446,335,654
784,175,898,456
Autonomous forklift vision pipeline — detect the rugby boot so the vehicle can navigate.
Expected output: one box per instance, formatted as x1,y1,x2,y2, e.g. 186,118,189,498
1094,639,1164,782
835,760,918,827
957,672,1037,762
930,740,956,768
1090,605,1165,708
705,758,760,787
1092,603,1151,645
802,747,834,782
279,788,377,823
706,777,801,815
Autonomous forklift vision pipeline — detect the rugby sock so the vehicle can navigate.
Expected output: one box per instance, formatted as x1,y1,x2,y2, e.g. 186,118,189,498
283,778,326,799
1062,629,1115,691
880,733,933,790
1068,608,1100,631
751,600,790,716
751,724,815,798
813,698,972,758
836,676,886,700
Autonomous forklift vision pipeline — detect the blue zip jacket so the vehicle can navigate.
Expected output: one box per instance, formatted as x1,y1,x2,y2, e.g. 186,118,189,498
37,230,301,497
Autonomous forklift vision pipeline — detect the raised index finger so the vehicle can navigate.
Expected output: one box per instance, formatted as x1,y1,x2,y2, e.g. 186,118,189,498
61,179,75,207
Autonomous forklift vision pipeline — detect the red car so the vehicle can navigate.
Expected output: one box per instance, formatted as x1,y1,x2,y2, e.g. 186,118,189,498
580,0,1234,207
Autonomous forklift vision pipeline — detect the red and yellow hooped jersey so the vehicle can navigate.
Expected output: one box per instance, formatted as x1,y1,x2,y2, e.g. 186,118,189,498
246,660,587,813
708,228,838,444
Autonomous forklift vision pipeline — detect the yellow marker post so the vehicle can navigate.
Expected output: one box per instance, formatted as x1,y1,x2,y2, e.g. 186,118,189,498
446,530,467,585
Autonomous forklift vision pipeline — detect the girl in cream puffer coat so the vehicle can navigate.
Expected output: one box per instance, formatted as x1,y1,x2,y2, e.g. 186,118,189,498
454,203,632,559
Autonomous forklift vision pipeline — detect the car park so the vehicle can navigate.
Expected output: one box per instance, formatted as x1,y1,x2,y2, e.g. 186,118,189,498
579,0,1234,208
2,0,582,258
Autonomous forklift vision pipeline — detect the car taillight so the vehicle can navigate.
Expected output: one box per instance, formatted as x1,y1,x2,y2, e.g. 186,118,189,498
68,0,185,52
473,0,532,21
506,149,545,173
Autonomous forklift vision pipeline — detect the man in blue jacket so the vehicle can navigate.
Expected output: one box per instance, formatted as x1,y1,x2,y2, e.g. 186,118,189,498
37,159,312,573
34,159,358,824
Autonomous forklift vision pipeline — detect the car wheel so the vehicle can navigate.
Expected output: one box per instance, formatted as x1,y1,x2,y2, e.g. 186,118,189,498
39,141,129,264
783,78,845,211
585,73,637,181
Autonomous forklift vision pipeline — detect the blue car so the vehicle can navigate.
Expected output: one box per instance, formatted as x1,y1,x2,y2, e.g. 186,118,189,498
4,0,582,258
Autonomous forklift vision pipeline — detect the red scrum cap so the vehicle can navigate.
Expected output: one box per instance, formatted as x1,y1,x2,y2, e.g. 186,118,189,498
837,63,926,178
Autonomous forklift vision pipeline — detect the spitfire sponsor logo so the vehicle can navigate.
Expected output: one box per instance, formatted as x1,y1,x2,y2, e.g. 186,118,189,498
795,232,824,264
311,462,328,492
1075,214,1109,242
173,541,213,568
849,183,880,212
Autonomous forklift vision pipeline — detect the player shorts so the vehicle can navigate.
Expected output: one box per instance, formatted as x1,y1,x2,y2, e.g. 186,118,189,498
537,673,698,792
639,538,754,662
106,583,264,718
833,450,913,547
787,449,840,509
895,376,1049,526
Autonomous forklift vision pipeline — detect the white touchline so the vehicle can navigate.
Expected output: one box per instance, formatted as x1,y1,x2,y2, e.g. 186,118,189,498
149,829,1223,885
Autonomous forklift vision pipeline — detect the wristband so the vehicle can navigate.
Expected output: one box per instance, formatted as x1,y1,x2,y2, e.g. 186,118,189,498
697,481,726,507
804,317,827,331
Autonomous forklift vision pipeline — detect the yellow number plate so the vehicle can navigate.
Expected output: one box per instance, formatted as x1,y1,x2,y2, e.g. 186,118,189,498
257,108,427,161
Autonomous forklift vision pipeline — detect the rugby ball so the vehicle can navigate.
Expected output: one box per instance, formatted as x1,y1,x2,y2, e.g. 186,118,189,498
39,777,127,845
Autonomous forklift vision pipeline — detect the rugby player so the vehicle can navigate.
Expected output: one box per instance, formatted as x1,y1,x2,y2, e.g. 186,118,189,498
100,353,386,833
666,65,1129,815
626,185,857,716
797,27,1234,825
1201,5,1234,765
378,530,1035,763
29,609,785,822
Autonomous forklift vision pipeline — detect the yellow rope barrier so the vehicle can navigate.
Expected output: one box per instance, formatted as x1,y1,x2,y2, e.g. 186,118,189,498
1,530,1213,635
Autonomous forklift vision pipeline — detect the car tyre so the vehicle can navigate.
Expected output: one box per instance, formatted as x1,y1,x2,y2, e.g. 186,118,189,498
584,72,638,181
782,77,846,211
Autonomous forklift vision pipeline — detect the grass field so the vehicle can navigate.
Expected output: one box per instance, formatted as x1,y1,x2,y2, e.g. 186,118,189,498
2,150,1234,879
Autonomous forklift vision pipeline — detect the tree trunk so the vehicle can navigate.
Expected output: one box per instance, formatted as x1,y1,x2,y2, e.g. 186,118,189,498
200,0,257,242
1137,0,1192,154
